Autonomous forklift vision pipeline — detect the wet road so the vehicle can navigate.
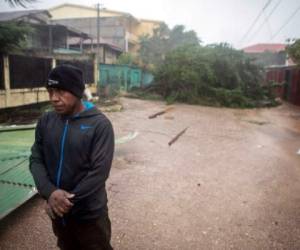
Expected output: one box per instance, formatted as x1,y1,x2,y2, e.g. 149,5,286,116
1,98,300,249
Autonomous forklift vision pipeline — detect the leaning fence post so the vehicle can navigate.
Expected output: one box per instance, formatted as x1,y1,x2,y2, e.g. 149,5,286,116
52,57,56,69
3,55,11,107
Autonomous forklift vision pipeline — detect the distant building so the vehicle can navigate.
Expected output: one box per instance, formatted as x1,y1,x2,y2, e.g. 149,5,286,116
0,9,50,24
0,9,122,63
48,3,163,53
242,43,295,67
0,10,89,54
68,37,122,64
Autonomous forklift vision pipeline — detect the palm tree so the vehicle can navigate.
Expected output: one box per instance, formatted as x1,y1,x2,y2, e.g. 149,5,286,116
5,0,36,7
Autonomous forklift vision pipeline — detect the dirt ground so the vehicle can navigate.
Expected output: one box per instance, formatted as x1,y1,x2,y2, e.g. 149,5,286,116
1,97,300,250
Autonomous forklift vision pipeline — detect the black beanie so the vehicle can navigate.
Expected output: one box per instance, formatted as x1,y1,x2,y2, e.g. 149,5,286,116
47,64,85,98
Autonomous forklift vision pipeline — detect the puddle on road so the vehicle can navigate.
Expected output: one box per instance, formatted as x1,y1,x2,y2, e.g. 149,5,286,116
116,131,139,144
234,109,270,126
259,126,300,141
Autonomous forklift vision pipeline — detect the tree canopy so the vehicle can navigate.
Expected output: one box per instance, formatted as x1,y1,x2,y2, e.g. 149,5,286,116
144,43,276,108
139,23,200,67
1,0,36,54
287,39,300,65
116,52,139,66
0,22,32,54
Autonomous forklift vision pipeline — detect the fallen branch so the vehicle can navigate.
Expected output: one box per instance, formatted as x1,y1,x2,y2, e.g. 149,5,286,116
149,107,174,119
168,127,188,146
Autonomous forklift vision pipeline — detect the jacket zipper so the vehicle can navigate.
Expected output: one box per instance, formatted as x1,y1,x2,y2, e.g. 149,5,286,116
56,119,69,187
56,119,69,226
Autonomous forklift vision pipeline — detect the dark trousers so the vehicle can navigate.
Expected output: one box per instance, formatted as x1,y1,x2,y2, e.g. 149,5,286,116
52,214,113,250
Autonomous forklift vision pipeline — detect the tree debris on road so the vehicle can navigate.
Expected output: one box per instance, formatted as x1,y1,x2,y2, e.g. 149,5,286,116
148,107,174,119
168,127,188,146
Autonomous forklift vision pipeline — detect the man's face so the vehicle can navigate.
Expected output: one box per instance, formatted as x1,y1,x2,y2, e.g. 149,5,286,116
47,88,78,115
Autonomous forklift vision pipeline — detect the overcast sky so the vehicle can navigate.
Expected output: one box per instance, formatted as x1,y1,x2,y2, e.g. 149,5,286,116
1,0,300,49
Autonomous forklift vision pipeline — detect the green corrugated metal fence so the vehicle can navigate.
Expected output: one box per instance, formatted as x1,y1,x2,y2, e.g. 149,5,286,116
0,129,36,219
99,64,153,91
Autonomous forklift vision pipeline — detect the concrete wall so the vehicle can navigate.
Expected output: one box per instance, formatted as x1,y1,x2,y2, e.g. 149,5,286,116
104,47,119,64
0,54,98,109
54,17,127,51
134,19,161,37
0,88,49,109
0,55,50,109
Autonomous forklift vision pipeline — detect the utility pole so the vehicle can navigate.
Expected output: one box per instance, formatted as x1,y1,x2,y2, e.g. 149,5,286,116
97,3,100,62
96,3,101,96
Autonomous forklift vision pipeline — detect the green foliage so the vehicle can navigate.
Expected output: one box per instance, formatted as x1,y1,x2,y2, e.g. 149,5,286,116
147,43,276,108
139,23,200,67
98,84,120,99
287,39,300,65
0,22,32,54
116,53,139,66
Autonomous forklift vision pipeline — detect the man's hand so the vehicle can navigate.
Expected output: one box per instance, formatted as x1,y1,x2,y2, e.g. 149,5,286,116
45,202,56,220
48,189,75,217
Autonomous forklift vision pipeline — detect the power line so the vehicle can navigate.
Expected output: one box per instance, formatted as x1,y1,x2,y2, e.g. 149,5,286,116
271,4,300,40
263,11,273,38
247,0,282,43
238,0,273,47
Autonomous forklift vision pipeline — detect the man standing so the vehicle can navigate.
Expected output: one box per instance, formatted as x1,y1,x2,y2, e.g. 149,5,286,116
30,64,114,250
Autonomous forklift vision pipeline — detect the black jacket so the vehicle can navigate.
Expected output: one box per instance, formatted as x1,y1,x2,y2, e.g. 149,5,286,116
29,103,114,221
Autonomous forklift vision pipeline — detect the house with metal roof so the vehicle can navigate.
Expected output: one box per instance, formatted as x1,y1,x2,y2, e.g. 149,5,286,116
242,43,295,67
0,9,51,24
243,43,287,54
0,9,91,54
0,9,92,55
0,9,122,60
68,37,122,64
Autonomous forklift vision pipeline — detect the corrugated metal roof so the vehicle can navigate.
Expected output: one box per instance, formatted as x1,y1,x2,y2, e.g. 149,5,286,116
0,10,51,22
68,37,123,52
243,43,287,54
0,129,36,219
0,182,36,219
0,159,35,187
